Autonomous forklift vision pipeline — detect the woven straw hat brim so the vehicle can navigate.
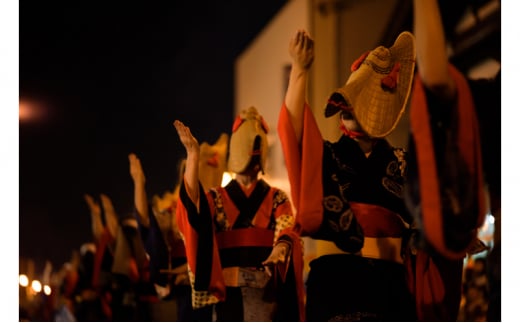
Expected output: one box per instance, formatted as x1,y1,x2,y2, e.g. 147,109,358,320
228,109,268,174
332,31,416,138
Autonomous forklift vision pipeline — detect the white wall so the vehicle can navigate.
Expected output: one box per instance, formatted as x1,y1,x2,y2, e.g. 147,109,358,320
234,0,310,193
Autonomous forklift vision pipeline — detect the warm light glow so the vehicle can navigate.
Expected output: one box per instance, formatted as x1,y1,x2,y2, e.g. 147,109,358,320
43,285,52,295
19,101,37,121
19,274,29,287
19,99,50,123
221,172,233,187
31,280,42,293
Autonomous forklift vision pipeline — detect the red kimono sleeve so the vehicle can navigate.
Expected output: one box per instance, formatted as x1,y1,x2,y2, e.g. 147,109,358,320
410,65,486,259
407,65,486,321
175,179,226,307
277,102,325,235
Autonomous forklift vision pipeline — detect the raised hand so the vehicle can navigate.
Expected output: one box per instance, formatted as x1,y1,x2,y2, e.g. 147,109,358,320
84,193,104,243
173,120,200,206
100,193,119,240
285,29,314,143
129,153,145,186
289,29,315,71
129,152,149,226
173,120,200,157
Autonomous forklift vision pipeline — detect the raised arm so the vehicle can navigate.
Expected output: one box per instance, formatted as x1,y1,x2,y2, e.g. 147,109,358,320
173,120,200,208
84,193,104,243
284,29,315,143
99,193,119,240
413,0,456,99
128,153,150,227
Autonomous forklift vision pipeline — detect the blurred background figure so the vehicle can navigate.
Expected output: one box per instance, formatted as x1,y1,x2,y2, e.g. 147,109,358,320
459,257,489,321
129,152,194,321
84,192,158,321
404,0,500,320
128,132,228,321
198,133,230,192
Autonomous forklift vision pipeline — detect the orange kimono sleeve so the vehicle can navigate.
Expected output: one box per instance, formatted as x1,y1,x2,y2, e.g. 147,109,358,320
175,179,226,308
277,102,325,235
410,65,486,259
406,64,486,321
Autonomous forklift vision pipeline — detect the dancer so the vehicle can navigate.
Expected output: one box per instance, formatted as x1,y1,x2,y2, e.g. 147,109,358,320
174,106,304,321
278,29,417,321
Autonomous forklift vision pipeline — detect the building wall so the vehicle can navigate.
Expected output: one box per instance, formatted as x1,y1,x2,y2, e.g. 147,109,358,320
234,0,310,194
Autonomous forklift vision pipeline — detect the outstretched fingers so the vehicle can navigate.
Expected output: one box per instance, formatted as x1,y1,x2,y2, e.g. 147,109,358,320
173,120,190,141
173,120,199,154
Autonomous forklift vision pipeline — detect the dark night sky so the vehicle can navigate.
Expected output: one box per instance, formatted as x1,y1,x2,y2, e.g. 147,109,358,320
18,1,288,273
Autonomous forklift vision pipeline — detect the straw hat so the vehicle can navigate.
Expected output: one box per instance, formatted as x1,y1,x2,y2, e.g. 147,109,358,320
325,31,416,138
228,106,269,174
199,132,229,191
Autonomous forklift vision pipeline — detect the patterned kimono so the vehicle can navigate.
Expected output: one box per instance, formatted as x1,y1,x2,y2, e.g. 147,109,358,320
176,178,305,321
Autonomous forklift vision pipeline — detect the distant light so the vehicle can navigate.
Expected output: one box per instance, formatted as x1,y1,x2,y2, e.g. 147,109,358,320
487,214,495,224
31,280,42,293
19,99,50,123
19,274,29,287
221,172,233,187
19,101,32,120
43,285,52,295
